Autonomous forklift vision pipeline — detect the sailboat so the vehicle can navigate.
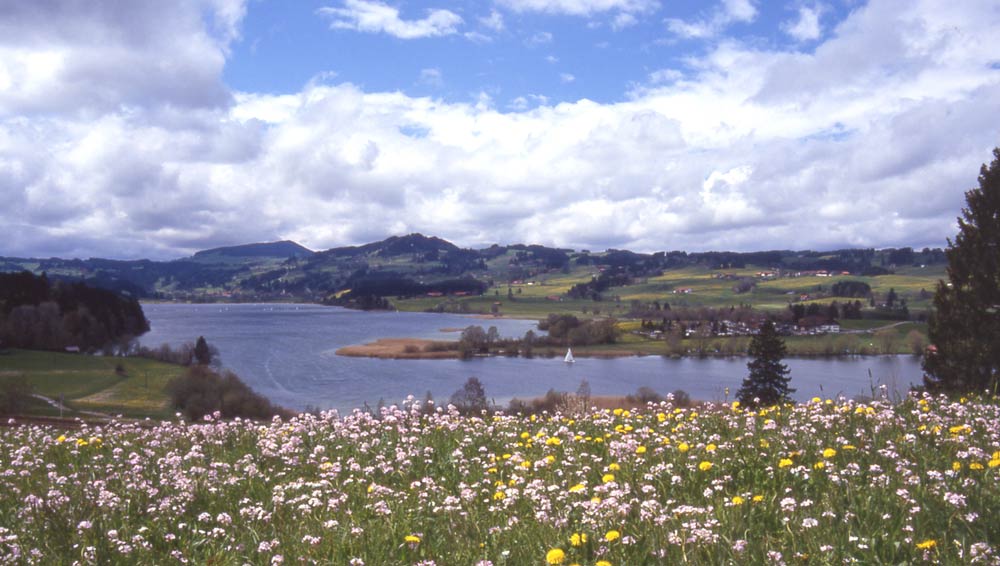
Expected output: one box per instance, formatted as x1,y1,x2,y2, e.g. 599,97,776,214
564,348,575,363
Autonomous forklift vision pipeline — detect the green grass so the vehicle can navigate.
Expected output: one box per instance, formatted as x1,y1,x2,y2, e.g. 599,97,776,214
389,264,946,320
0,350,182,418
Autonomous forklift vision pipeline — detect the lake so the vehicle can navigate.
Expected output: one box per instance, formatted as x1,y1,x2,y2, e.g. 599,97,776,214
139,303,924,412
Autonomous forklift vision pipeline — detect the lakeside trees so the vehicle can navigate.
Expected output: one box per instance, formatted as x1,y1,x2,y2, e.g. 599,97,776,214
0,271,148,352
924,148,1000,394
737,320,793,407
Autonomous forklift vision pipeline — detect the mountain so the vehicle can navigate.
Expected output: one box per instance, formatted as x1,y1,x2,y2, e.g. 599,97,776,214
0,235,947,307
192,240,314,261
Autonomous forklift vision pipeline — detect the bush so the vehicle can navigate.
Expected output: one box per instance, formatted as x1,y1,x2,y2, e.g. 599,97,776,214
0,376,33,416
626,386,663,405
167,365,290,421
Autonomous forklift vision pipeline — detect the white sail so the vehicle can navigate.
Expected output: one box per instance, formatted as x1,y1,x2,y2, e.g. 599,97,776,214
564,348,575,363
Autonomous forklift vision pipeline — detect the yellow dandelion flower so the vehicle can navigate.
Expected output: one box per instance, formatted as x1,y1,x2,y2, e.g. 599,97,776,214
970,462,984,470
602,474,615,483
842,444,856,451
613,408,624,416
55,435,66,444
605,530,621,542
678,442,690,453
546,548,565,564
706,443,717,452
609,463,621,471
952,461,962,471
596,561,612,566
569,532,587,546
731,401,740,410
988,459,1000,468
76,439,88,447
752,495,764,503
569,483,586,493
404,535,421,544
823,448,837,458
698,461,713,471
814,461,826,470
916,539,936,550
493,491,505,500
778,458,793,468
591,496,602,504
731,496,745,505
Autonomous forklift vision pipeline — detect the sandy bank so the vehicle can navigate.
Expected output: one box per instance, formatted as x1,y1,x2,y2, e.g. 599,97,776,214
335,338,460,359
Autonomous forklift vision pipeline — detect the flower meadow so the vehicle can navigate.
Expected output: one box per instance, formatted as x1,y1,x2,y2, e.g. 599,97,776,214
2,393,1000,565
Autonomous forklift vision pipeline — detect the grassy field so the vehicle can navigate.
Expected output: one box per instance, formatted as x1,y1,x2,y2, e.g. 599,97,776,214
1,395,997,564
0,350,181,419
391,264,946,321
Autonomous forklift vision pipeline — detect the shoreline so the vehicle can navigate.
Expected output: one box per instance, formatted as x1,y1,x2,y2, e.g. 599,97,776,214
334,337,919,361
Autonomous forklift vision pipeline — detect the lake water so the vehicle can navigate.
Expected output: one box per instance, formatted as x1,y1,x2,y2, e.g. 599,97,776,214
139,303,924,412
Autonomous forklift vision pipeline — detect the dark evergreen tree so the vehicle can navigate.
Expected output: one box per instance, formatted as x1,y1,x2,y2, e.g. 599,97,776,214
924,148,1000,394
737,320,793,407
449,377,488,414
194,336,212,366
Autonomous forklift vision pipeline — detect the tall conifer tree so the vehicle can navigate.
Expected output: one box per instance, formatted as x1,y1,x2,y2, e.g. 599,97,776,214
737,320,793,407
924,148,1000,393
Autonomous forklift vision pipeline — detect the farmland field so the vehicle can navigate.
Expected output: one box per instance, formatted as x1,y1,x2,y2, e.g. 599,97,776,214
1,394,998,564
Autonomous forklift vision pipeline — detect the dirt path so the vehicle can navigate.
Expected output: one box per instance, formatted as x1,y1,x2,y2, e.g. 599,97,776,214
31,394,110,419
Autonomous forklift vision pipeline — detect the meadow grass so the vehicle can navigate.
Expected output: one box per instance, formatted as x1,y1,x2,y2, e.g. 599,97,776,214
0,350,180,418
1,394,998,564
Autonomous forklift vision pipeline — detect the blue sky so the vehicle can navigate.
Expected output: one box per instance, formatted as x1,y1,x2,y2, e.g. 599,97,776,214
1,0,999,259
224,1,848,106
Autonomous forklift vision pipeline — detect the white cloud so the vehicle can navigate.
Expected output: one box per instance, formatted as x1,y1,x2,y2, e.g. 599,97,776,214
559,72,576,83
480,9,505,31
497,0,658,16
526,31,554,46
783,5,823,42
419,68,444,87
611,12,639,30
3,0,1000,259
318,0,462,39
666,0,758,39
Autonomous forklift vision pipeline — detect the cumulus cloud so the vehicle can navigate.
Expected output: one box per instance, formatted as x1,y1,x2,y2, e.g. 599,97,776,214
2,0,1000,259
0,0,240,116
666,0,758,39
480,9,505,32
318,0,462,39
783,5,823,42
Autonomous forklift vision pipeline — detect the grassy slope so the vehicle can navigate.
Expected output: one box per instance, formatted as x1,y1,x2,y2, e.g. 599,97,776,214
0,350,181,418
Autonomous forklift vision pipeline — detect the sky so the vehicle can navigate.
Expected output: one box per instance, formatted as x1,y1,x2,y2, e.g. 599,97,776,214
1,0,999,260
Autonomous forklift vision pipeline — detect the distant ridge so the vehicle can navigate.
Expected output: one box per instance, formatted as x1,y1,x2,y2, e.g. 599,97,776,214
192,240,314,259
317,233,459,258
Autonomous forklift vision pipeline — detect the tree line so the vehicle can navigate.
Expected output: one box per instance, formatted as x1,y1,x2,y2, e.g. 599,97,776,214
0,271,148,352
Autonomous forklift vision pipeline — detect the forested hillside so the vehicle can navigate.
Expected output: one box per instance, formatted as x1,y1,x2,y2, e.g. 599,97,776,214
0,272,148,352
